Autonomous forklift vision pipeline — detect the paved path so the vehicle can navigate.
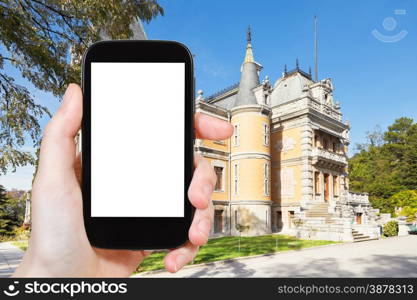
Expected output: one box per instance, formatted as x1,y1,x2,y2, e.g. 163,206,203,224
0,242,24,278
136,236,417,278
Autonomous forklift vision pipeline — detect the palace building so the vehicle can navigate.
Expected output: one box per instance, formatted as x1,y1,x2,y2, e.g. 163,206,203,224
195,29,380,242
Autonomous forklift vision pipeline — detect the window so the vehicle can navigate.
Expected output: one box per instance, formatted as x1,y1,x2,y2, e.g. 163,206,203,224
315,171,321,195
214,210,223,233
332,141,337,153
265,210,268,228
288,211,295,228
233,163,239,195
314,135,319,148
323,138,328,150
264,163,269,196
233,124,240,146
263,123,269,146
333,175,338,197
276,211,282,229
234,210,238,226
264,94,268,105
214,166,223,191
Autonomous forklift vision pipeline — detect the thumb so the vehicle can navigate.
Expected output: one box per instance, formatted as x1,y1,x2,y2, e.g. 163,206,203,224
36,84,83,181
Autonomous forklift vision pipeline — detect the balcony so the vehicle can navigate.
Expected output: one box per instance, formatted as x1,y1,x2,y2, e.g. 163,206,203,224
311,148,347,168
347,191,370,205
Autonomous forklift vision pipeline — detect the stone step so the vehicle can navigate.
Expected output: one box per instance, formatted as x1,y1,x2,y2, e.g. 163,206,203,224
351,229,377,242
306,213,330,216
353,237,377,243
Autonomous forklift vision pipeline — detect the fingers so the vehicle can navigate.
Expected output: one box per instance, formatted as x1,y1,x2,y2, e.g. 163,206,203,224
188,202,214,246
188,154,216,209
36,84,83,180
164,242,199,273
195,113,234,140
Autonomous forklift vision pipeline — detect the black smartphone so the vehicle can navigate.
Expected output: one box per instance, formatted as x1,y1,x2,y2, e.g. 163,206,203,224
81,40,194,250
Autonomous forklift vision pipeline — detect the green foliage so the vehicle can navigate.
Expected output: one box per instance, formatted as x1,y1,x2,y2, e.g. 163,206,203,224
389,190,417,208
0,0,164,174
11,240,28,251
399,206,417,222
383,221,399,237
349,118,417,213
0,184,25,236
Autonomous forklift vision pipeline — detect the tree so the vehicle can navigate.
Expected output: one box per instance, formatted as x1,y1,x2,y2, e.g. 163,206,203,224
0,0,164,174
349,118,417,213
0,184,25,235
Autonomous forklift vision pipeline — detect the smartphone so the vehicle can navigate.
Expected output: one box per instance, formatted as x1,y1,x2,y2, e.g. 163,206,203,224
82,40,194,249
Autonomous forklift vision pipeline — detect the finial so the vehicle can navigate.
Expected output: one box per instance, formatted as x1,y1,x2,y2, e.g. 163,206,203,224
246,25,252,43
296,58,299,70
309,66,312,77
196,89,204,101
284,64,287,74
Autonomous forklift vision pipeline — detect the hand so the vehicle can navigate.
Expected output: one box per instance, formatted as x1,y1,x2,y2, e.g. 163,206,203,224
14,84,233,277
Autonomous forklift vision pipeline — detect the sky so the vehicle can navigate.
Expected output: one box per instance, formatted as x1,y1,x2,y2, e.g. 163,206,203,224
1,0,417,191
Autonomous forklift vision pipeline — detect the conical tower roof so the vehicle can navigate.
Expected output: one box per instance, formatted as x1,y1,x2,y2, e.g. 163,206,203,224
233,26,261,107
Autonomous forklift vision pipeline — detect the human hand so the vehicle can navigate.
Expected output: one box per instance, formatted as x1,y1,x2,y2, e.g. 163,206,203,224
14,84,233,277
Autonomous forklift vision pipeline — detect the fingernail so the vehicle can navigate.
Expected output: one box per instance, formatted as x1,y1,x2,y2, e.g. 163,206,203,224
175,254,188,271
203,184,213,198
198,218,210,234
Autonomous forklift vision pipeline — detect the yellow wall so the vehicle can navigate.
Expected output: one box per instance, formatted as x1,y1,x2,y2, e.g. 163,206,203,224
201,138,230,153
271,164,302,204
231,113,270,155
231,158,270,202
271,127,301,161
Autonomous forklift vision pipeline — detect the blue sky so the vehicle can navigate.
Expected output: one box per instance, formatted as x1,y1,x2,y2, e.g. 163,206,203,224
1,0,417,190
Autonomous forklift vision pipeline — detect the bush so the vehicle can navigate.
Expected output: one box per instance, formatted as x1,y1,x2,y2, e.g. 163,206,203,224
383,221,399,237
400,206,417,222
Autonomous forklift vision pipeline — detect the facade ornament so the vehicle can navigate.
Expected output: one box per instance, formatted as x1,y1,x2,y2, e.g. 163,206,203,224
196,89,205,101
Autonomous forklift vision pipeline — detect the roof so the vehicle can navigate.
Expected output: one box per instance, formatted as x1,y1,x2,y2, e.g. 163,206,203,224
270,69,314,107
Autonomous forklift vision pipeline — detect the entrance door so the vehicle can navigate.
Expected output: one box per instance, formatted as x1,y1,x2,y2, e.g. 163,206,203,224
355,213,362,225
214,210,223,233
324,173,330,202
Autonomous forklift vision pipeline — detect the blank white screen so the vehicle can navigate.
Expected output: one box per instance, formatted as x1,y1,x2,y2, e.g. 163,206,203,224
90,62,185,217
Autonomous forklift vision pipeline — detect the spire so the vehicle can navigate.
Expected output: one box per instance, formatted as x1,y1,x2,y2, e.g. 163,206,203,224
296,58,299,70
244,26,254,63
234,26,260,107
314,15,318,82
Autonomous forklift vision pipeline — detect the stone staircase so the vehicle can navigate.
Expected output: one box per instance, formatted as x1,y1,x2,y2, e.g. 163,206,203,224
305,203,333,223
351,229,378,243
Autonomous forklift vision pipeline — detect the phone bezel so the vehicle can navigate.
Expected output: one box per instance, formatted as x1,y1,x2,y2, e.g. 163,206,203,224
82,40,194,250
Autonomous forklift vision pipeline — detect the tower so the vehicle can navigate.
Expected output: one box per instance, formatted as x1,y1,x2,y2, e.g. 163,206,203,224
230,27,272,236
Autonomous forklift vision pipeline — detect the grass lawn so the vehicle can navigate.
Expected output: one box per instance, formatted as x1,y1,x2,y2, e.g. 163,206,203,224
11,240,28,251
136,234,337,273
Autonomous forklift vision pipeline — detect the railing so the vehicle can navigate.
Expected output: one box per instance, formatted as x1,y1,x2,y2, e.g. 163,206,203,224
206,82,239,101
309,98,342,122
311,148,348,165
347,191,369,204
272,97,343,123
